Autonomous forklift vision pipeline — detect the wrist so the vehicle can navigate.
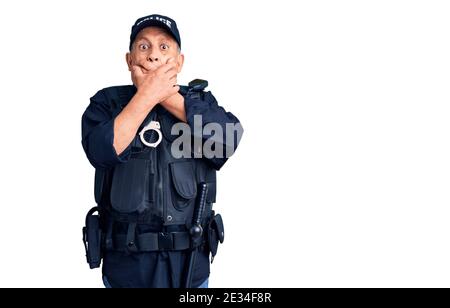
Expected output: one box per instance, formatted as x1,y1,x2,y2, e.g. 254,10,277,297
162,92,183,107
135,89,159,108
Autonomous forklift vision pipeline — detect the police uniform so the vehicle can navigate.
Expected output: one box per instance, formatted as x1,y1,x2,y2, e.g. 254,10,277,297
80,15,242,288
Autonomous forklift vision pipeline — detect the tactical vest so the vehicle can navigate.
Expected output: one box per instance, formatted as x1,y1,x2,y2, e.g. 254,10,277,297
83,80,224,269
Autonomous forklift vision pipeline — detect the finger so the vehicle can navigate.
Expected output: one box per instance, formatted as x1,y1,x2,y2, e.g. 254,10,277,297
168,71,178,81
164,62,178,74
165,67,178,78
141,62,158,73
157,61,178,74
172,85,180,92
131,65,145,77
134,62,149,73
166,57,175,64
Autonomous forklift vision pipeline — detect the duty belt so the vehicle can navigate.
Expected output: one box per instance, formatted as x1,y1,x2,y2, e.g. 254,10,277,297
111,230,191,253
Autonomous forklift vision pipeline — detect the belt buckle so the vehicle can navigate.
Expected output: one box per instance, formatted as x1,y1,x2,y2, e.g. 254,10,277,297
158,232,173,251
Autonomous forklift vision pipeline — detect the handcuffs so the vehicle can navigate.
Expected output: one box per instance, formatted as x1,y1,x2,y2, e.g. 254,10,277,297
138,79,208,149
139,121,162,148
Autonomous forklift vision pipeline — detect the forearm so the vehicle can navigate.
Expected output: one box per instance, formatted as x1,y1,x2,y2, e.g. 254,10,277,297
161,93,187,122
183,91,244,170
113,92,158,155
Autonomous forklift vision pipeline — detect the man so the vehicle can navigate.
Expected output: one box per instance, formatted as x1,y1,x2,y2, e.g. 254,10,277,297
81,14,243,288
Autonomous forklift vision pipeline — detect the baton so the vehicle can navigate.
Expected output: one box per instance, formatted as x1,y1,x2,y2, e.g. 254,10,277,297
184,182,208,288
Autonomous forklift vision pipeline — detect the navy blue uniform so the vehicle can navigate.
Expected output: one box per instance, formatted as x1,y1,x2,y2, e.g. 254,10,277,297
81,85,242,287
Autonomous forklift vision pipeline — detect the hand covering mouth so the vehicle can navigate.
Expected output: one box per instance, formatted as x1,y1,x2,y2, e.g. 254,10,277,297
137,62,160,73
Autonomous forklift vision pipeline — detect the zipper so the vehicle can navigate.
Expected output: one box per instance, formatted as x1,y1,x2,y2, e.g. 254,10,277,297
156,112,166,226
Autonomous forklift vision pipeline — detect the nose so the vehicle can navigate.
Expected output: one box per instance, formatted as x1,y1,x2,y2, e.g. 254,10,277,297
147,51,161,63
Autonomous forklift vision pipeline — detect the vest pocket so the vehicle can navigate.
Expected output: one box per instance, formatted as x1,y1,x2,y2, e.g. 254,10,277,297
169,161,197,210
110,158,153,214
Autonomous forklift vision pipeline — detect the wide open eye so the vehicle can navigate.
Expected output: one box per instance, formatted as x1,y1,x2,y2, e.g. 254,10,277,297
139,43,150,51
161,44,169,51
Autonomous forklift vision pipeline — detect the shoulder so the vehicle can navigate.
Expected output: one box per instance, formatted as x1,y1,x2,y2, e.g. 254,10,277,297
85,85,136,118
180,79,217,103
90,85,136,103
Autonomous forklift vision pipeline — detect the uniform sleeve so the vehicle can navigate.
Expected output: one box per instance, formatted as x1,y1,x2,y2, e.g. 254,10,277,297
81,89,132,169
184,91,244,170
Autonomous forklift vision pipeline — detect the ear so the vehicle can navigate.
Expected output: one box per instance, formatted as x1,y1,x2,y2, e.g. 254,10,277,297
126,52,133,71
176,53,185,74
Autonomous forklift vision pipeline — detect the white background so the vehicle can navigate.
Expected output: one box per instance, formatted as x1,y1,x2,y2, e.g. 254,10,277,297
0,0,449,288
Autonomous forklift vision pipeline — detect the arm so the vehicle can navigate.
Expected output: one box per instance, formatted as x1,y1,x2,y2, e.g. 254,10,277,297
160,93,187,123
81,92,159,169
113,93,158,155
186,91,243,170
81,62,180,169
81,89,132,169
162,90,243,170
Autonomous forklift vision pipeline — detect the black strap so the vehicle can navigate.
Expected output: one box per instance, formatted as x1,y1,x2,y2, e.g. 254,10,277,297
125,222,138,253
85,207,99,226
112,231,191,253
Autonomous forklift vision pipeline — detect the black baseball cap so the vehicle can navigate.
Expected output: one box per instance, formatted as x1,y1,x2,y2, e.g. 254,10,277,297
129,14,181,51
